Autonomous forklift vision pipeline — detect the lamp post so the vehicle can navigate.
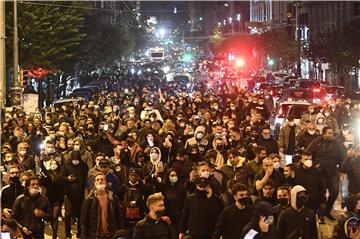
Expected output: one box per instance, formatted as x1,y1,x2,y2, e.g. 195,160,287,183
0,0,6,107
10,0,22,106
237,14,241,32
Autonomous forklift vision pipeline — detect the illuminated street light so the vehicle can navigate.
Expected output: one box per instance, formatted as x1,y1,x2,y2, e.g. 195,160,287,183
173,7,177,14
158,28,166,38
223,20,226,26
229,17,232,24
218,22,221,26
199,17,203,21
237,14,241,21
235,58,245,67
268,58,275,66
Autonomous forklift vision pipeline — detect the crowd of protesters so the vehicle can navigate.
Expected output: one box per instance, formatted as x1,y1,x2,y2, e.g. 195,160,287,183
1,76,360,239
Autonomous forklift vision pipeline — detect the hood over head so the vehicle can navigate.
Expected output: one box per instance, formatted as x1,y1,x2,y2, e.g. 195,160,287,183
291,185,306,210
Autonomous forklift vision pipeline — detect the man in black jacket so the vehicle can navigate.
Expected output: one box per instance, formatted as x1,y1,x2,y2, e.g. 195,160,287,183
12,176,51,239
257,127,279,155
307,126,345,219
179,177,223,239
341,145,360,196
213,183,254,239
63,150,89,239
132,192,175,239
277,185,318,239
1,166,23,219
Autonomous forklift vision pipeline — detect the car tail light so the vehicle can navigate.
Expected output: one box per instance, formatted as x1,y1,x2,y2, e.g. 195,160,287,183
270,90,273,95
313,88,321,92
287,98,292,101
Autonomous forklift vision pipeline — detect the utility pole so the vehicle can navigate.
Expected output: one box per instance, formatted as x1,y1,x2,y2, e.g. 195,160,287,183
10,0,22,106
0,0,6,107
295,1,301,78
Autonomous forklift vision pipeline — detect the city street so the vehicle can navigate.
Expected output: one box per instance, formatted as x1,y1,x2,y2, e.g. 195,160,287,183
1,1,360,239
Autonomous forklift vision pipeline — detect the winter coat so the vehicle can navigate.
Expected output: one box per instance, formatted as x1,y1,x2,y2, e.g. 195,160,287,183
12,192,51,233
341,156,360,194
0,178,24,209
80,190,122,239
278,125,301,152
179,189,223,237
277,185,318,239
132,215,175,239
63,159,89,198
306,137,345,177
294,166,325,212
212,204,254,239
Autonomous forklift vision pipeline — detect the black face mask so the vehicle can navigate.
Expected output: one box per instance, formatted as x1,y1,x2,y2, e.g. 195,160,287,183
216,144,224,151
155,209,166,218
296,195,308,209
278,198,289,207
10,176,20,184
238,197,252,206
196,188,208,198
189,153,200,162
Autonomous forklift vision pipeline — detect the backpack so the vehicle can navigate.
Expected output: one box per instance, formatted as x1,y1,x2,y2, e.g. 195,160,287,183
124,187,142,220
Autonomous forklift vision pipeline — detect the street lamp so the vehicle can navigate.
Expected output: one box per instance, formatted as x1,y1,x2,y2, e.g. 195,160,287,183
223,20,226,26
237,14,241,21
218,22,221,26
158,28,166,38
228,17,232,24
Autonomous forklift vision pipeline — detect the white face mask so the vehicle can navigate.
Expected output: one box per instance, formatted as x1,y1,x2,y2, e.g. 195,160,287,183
288,121,295,126
19,150,27,156
29,188,39,196
308,130,316,135
324,112,330,117
317,118,324,124
199,171,210,178
50,164,58,171
343,141,354,149
72,160,80,165
196,132,204,139
303,160,312,168
96,184,106,191
273,162,280,169
46,148,55,154
73,145,80,151
169,176,178,184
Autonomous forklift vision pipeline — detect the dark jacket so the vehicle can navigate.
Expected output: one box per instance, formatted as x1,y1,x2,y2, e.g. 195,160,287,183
132,215,175,239
294,167,325,212
41,168,65,204
307,137,345,176
63,159,89,198
257,137,279,155
296,132,318,150
341,156,360,195
180,189,223,237
277,186,318,239
80,190,122,239
12,192,51,233
0,178,24,209
14,153,36,172
212,204,254,239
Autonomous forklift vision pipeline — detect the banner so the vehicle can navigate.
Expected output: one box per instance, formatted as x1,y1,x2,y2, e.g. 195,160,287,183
23,93,39,115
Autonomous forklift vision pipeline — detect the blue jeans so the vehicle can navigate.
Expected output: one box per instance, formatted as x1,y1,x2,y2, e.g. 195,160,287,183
340,174,349,203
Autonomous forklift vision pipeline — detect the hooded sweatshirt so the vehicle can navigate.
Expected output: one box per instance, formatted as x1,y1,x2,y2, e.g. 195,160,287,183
277,185,318,239
185,126,209,155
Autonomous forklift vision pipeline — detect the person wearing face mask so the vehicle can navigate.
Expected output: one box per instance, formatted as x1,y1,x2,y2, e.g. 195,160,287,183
294,150,326,223
213,183,254,239
296,122,319,150
140,101,164,123
119,168,146,231
277,186,318,239
179,177,223,239
63,150,89,239
140,131,159,157
301,105,318,124
66,137,94,170
332,194,360,239
12,177,51,239
323,108,340,135
314,113,327,132
14,141,35,172
1,166,24,219
39,140,63,174
157,169,185,236
273,186,291,225
41,160,64,239
205,137,227,170
81,173,122,239
307,126,346,220
241,201,277,239
336,123,352,144
133,192,174,239
185,125,210,157
143,147,164,181
278,115,301,163
257,127,279,155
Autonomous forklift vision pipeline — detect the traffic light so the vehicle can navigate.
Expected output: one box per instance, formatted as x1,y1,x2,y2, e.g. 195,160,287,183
19,69,28,87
